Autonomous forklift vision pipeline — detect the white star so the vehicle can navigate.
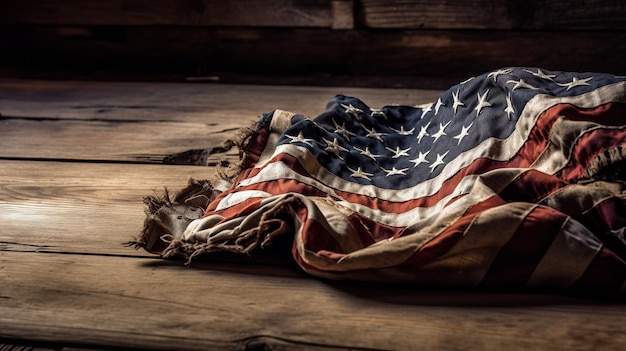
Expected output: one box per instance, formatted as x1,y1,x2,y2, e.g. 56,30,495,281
332,119,356,141
381,166,409,177
487,68,513,82
285,131,314,147
453,122,473,145
504,93,515,120
322,137,349,158
523,68,556,81
355,146,381,161
390,125,415,135
347,166,373,181
363,126,386,142
341,103,364,119
431,120,452,142
410,150,430,167
506,79,539,91
452,89,465,115
557,76,593,90
434,98,445,114
416,122,430,143
370,108,387,119
474,90,492,117
385,146,411,158
429,151,450,172
420,103,433,119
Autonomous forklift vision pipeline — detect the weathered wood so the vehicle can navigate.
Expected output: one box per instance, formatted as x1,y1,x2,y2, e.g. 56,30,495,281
2,27,624,81
0,80,441,122
0,117,241,165
332,0,354,30
0,160,217,256
2,79,625,351
360,0,626,30
2,251,623,351
0,0,333,27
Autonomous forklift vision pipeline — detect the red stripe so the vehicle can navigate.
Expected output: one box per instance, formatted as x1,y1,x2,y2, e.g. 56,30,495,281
571,247,626,291
557,101,626,126
348,212,404,245
400,195,507,266
559,128,626,182
480,205,565,287
499,169,566,203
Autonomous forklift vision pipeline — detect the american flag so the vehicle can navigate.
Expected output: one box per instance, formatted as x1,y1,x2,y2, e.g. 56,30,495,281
157,67,626,291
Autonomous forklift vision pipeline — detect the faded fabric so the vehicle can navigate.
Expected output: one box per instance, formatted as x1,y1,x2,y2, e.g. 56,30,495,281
134,67,626,291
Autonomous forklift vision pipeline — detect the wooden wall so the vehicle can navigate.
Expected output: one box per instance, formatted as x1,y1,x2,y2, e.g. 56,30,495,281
1,0,625,88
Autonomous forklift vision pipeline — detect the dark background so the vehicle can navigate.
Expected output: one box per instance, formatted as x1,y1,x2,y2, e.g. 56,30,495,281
1,0,625,88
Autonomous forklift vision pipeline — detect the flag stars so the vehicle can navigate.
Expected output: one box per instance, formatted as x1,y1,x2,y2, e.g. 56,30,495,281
332,119,356,141
416,122,430,143
354,146,381,161
557,76,593,90
487,68,513,82
322,137,349,158
434,98,445,115
474,90,492,117
431,121,451,142
347,166,373,181
381,166,409,177
504,93,515,120
370,108,387,119
506,79,539,91
523,68,556,81
410,150,430,167
429,151,450,172
420,103,433,119
341,103,364,119
452,89,465,115
385,146,411,158
453,122,473,145
390,125,415,135
363,126,386,142
285,131,314,147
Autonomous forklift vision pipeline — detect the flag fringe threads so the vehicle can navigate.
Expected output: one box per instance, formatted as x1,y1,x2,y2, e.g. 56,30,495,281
130,67,626,291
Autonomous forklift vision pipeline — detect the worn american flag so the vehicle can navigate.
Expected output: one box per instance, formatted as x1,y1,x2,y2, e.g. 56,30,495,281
142,67,626,291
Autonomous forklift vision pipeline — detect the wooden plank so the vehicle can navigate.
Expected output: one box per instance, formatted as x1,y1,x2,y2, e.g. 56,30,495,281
0,80,441,122
0,117,242,165
2,250,624,351
360,0,626,30
0,160,219,256
1,26,624,81
0,0,332,27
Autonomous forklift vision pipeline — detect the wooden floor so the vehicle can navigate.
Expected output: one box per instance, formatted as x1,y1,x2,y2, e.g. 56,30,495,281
1,79,625,351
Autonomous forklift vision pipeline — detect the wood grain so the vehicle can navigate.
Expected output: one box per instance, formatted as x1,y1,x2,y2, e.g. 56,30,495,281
2,251,623,351
0,160,217,256
0,80,441,122
360,0,626,29
0,117,241,164
2,79,625,351
0,0,332,27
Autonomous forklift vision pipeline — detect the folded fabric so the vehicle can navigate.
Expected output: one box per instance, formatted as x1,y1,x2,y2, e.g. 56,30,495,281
131,67,626,292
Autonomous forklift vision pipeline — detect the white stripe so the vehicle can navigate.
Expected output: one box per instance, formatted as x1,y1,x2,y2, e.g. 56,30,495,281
414,202,536,286
214,190,272,211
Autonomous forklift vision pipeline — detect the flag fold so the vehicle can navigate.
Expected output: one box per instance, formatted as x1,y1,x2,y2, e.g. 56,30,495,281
133,67,626,291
